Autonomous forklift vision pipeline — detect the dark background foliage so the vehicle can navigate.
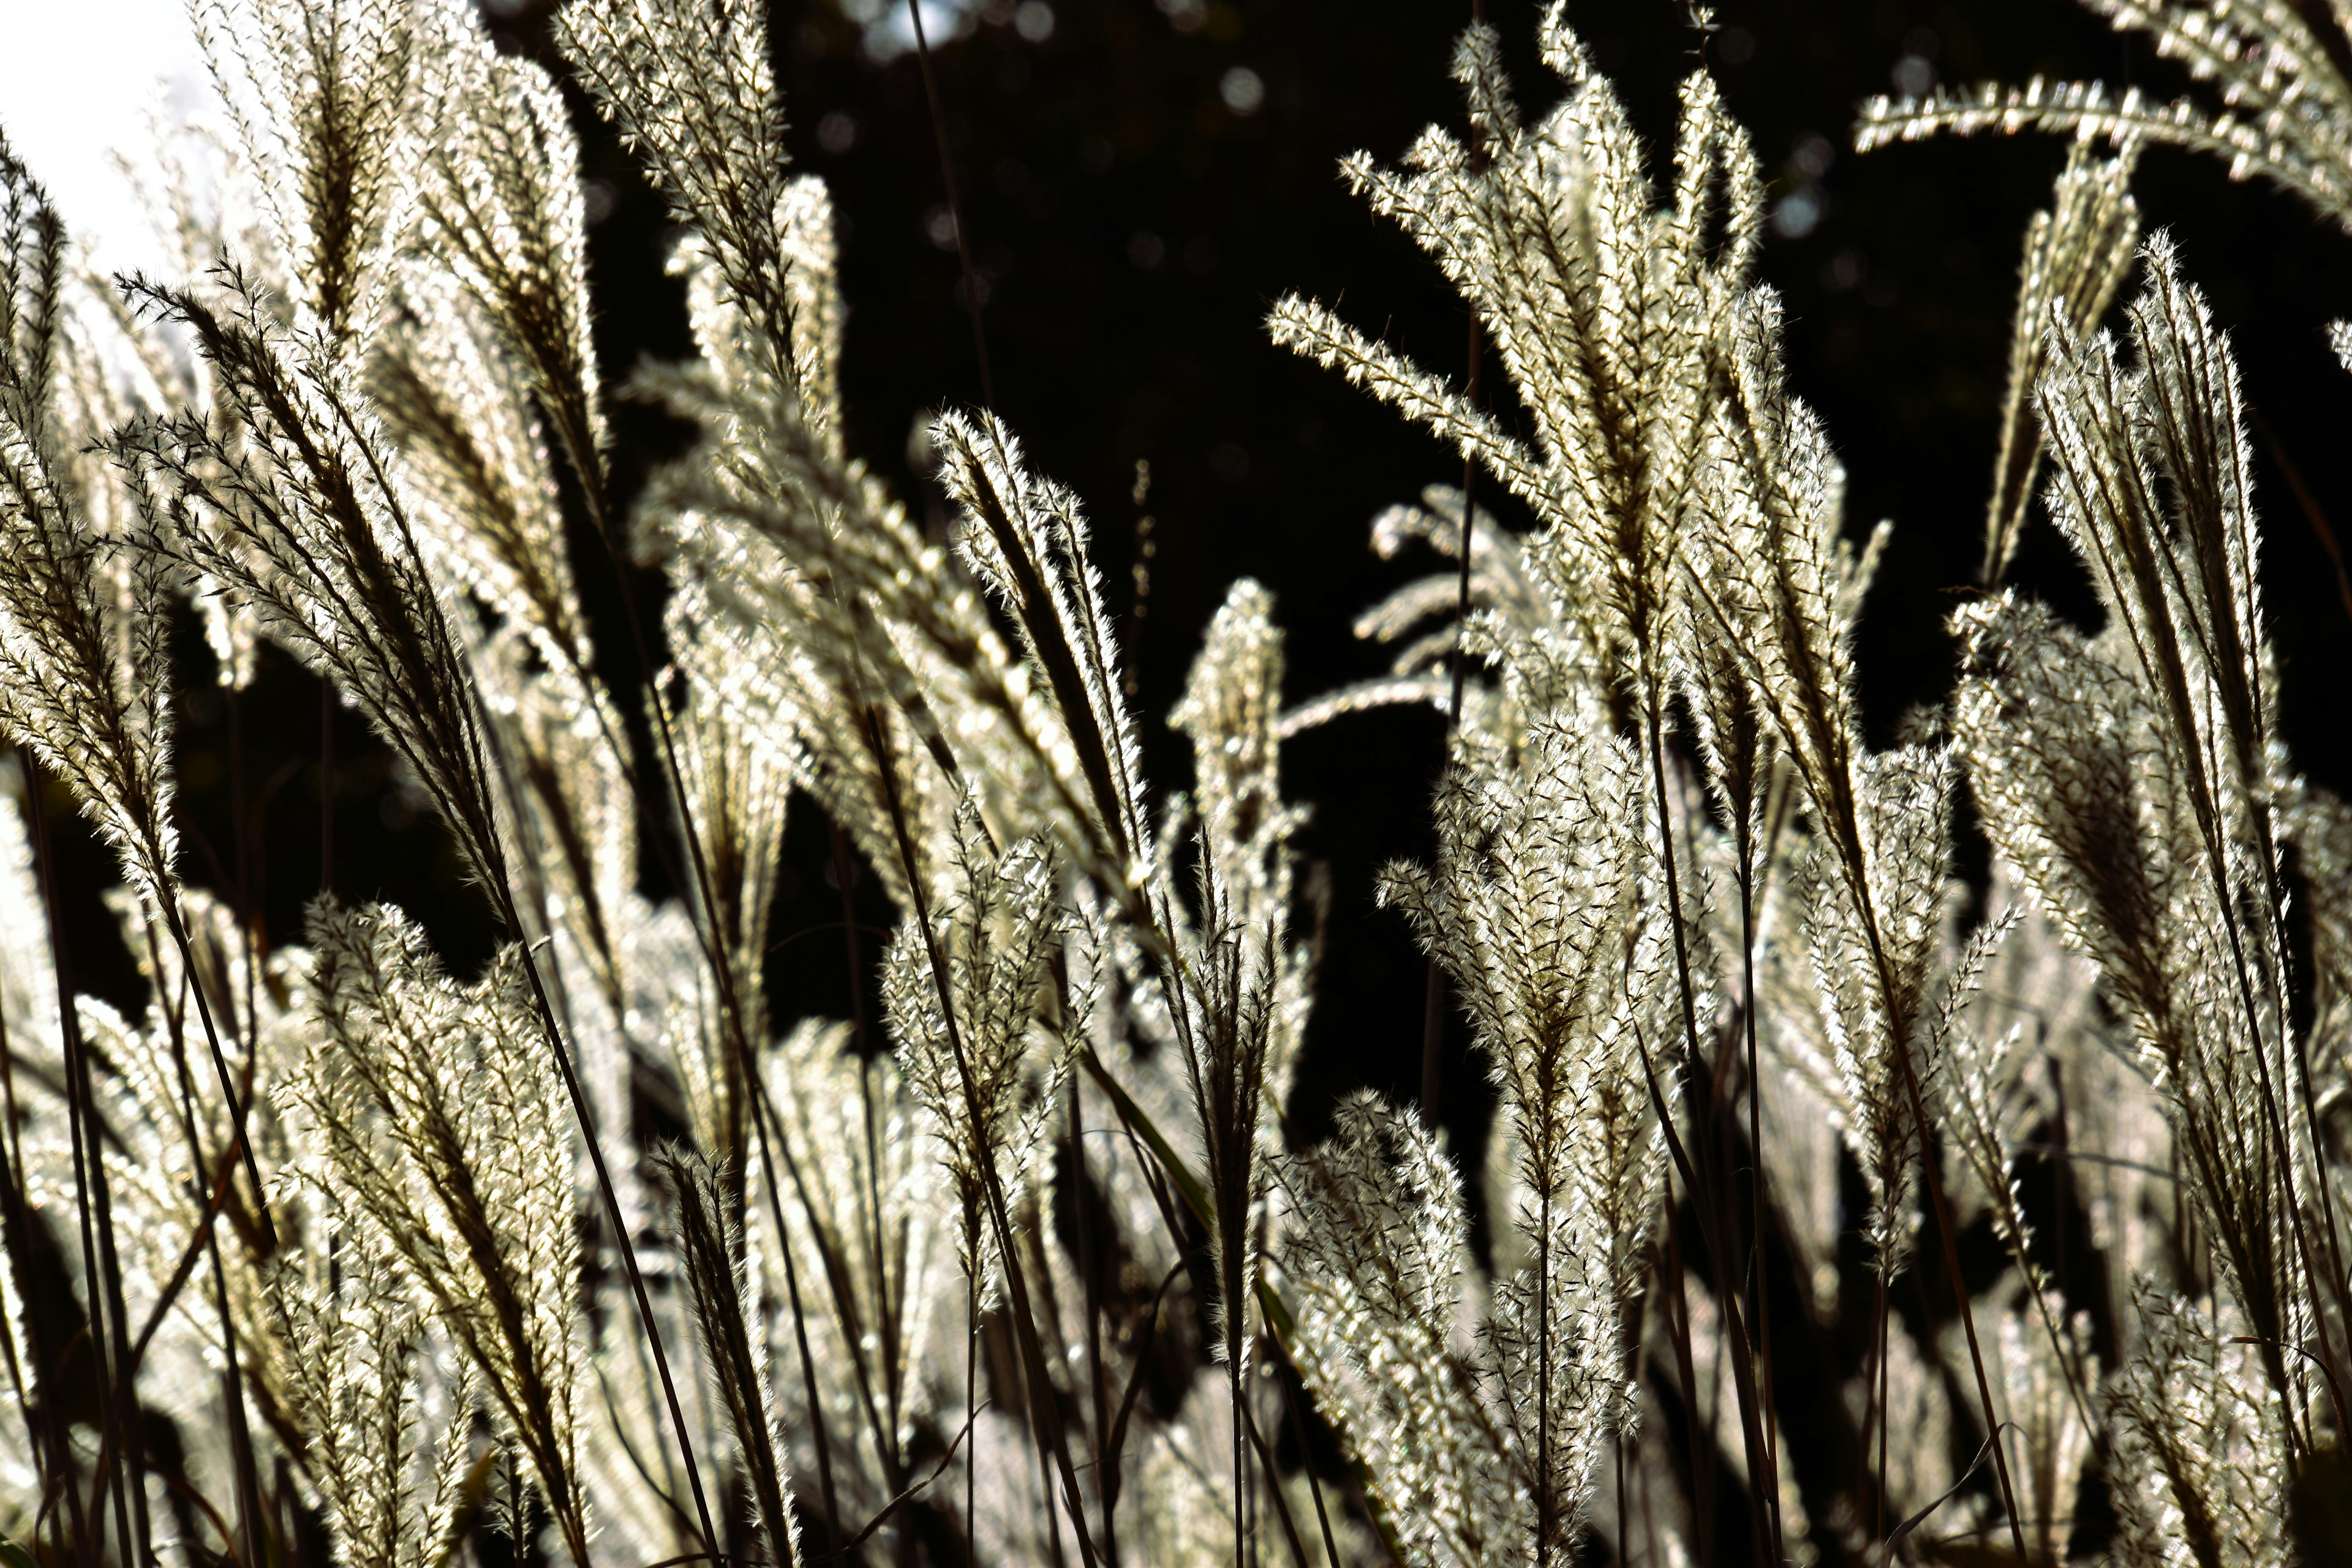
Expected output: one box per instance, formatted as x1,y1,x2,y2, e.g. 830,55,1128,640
47,0,2352,1167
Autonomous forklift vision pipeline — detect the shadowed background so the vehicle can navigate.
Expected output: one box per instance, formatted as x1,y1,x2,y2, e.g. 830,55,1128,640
32,0,2352,1177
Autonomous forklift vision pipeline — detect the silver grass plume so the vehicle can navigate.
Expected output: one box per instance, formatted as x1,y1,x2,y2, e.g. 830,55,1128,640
1781,747,1954,1279
1933,915,2083,1338
116,266,507,894
937,410,1154,903
1856,1,2352,238
1173,579,1300,917
756,1020,948,1513
1999,1305,2099,1565
96,115,277,688
1275,487,1540,739
416,10,606,494
192,0,443,343
1687,254,2040,1530
662,581,795,1155
369,267,643,1024
1165,869,1278,1366
1672,564,1775,886
1378,717,1665,1561
119,316,707,1515
632,213,1054,910
0,782,40,1509
652,1145,803,1568
1982,140,2141,587
271,1207,481,1568
1686,279,1877,861
0,135,179,919
2283,779,2352,1090
1684,272,1976,1275
1959,235,2330,1432
1159,581,1309,1567
0,765,51,1099
556,0,880,865
884,811,1070,1295
1268,6,1760,718
886,417,1144,1567
1264,29,1777,1463
1955,594,2299,1332
287,902,591,1565
372,268,598,701
2106,1286,2289,1568
1269,13,1768,1425
81,882,298,1312
554,0,799,394
1276,9,1787,1548
1169,579,1310,1106
0,145,293,1474
1275,1094,1512,1568
2043,235,2278,850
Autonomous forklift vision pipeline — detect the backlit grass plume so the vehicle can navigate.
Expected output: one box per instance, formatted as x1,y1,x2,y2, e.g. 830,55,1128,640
7,0,2352,1564
290,902,589,1563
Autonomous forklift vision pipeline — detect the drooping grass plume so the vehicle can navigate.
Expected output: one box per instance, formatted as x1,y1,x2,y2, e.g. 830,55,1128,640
417,17,606,498
0,136,178,922
1275,1094,1512,1567
192,0,438,344
1955,235,2343,1449
115,268,505,892
288,902,591,1564
1857,0,2352,236
1981,140,2141,587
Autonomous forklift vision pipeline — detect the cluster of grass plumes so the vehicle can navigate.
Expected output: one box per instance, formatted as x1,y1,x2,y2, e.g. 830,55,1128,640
7,0,2352,1565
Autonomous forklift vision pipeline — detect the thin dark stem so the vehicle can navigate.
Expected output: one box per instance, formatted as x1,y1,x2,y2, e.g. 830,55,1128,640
1737,853,1782,1555
83,972,149,1568
24,751,125,1568
320,679,334,893
0,973,50,1518
1872,1270,1889,1547
1234,1342,1250,1568
1891,1047,2032,1562
511,360,865,1539
967,1252,979,1568
1242,1388,1311,1568
159,900,277,1252
1039,1374,1070,1568
906,0,995,409
146,940,264,1568
1659,1204,1712,1568
835,827,904,1479
506,399,787,1563
1536,1175,1553,1568
772,1146,843,1545
1615,1431,1629,1568
1072,1068,1117,1568
211,1233,261,1568
152,900,277,1565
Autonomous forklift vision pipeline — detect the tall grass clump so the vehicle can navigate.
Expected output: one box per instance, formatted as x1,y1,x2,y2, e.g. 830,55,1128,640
4,0,2352,1564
